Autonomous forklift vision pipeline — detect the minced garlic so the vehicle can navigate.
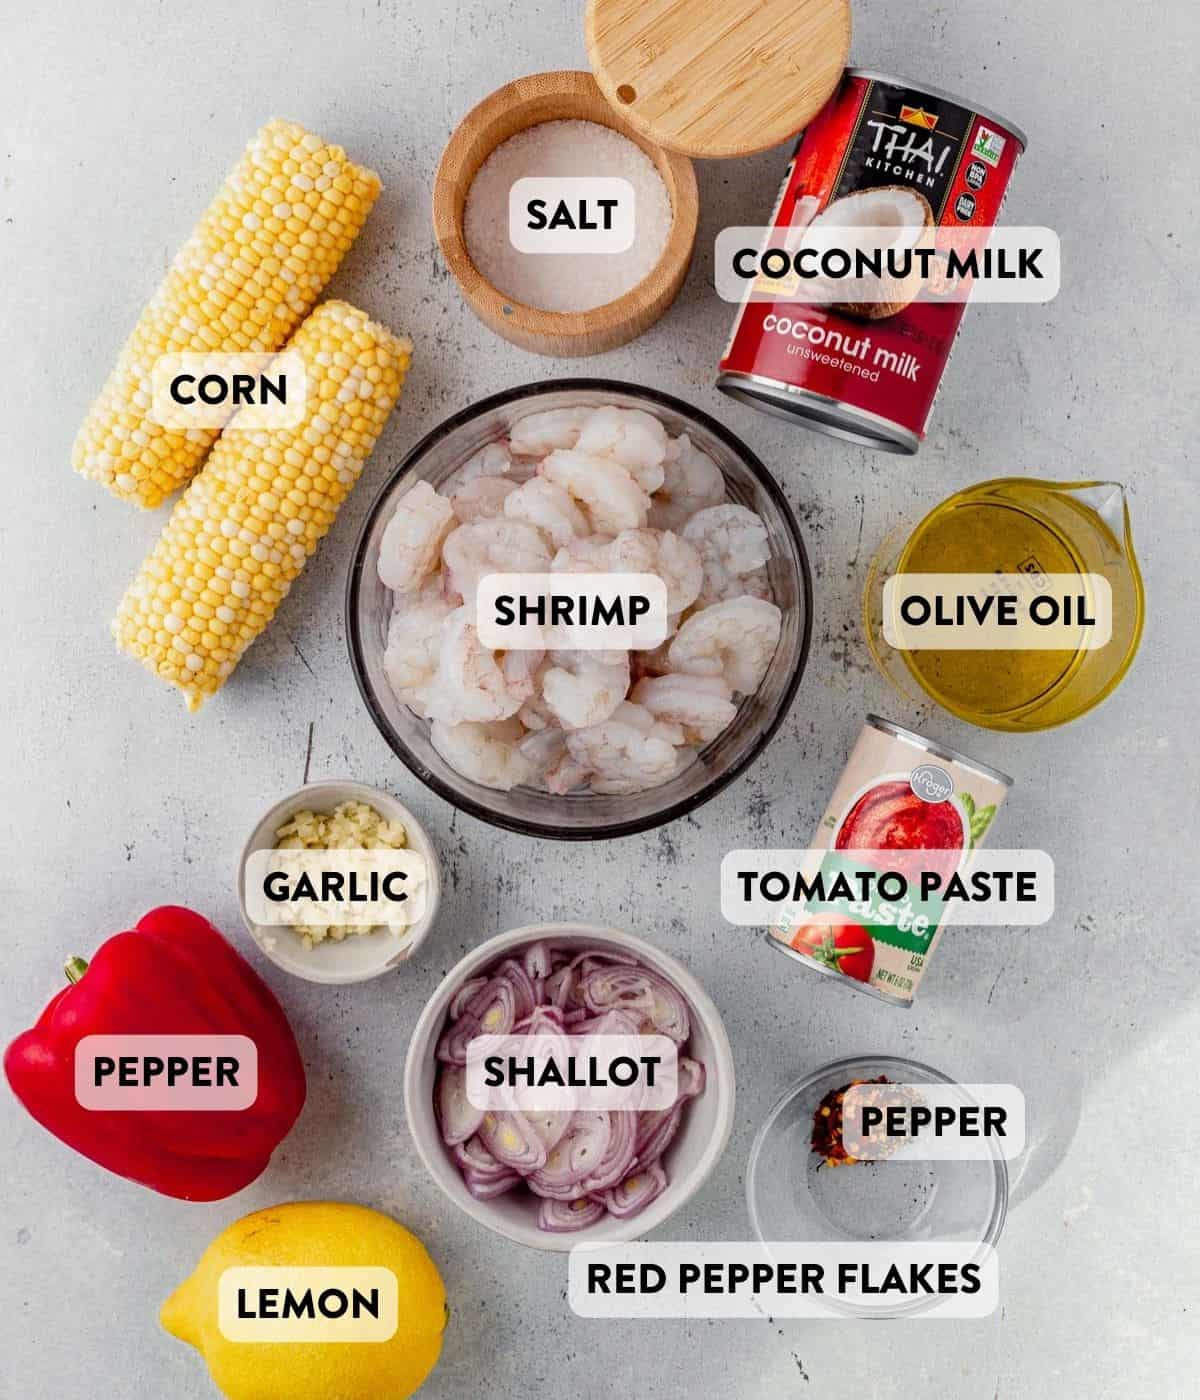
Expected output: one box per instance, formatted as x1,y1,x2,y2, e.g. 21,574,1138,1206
274,800,408,947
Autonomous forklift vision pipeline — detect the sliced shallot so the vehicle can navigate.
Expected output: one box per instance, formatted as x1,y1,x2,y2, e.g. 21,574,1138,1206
435,943,706,1232
453,1135,513,1182
437,1063,484,1146
527,1111,612,1198
478,1109,550,1173
604,1162,668,1218
450,976,487,1020
577,1109,638,1194
465,1169,522,1200
580,965,690,1042
538,1196,606,1232
633,1101,683,1169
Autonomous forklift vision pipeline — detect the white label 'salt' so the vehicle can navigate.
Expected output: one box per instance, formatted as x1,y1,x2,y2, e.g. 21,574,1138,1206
509,178,636,254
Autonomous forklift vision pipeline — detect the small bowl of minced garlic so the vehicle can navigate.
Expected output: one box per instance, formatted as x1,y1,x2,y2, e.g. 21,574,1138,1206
238,780,442,984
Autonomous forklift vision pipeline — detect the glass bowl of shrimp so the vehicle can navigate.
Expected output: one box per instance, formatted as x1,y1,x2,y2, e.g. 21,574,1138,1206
346,380,813,840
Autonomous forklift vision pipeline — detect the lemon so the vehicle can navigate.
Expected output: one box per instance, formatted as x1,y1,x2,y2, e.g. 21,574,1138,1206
161,1201,447,1400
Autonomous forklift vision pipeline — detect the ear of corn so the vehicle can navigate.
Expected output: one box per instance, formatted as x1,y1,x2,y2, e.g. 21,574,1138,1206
73,120,381,509
112,300,410,710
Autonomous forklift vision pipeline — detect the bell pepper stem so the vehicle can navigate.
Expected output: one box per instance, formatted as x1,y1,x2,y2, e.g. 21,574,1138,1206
64,957,89,985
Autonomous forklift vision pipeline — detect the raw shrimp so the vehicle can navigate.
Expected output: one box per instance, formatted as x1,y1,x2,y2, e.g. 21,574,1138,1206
442,441,512,495
667,596,782,694
442,518,552,605
517,685,555,731
451,475,518,524
576,406,668,494
500,647,544,708
608,699,685,748
431,718,534,792
648,433,724,531
428,608,528,723
517,727,590,795
630,674,738,744
590,752,692,795
374,404,782,796
383,582,455,716
682,504,771,605
509,407,590,457
540,449,650,535
629,635,674,683
550,535,615,576
503,477,588,548
732,565,772,602
610,528,703,614
566,713,678,793
541,649,630,729
377,481,455,593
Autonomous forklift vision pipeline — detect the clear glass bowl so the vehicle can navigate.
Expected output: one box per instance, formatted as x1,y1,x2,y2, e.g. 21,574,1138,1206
346,380,813,840
747,1055,1008,1318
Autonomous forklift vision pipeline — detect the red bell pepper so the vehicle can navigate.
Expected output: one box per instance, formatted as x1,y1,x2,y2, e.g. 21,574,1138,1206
4,906,306,1201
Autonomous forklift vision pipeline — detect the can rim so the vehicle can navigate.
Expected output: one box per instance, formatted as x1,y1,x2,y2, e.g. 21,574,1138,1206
765,933,912,1006
717,372,919,454
846,67,1029,152
866,714,1014,788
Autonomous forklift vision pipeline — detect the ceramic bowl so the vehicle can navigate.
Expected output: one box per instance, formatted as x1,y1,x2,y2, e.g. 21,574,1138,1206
404,922,736,1251
237,779,441,984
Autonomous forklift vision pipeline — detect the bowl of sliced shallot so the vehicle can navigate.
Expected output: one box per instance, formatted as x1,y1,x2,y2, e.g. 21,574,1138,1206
346,380,812,839
403,922,736,1250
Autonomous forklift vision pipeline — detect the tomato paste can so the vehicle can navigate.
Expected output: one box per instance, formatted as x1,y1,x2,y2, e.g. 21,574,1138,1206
718,69,1027,452
767,715,1013,1006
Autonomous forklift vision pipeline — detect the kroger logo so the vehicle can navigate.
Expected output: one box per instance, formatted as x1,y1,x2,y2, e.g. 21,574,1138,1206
910,763,954,803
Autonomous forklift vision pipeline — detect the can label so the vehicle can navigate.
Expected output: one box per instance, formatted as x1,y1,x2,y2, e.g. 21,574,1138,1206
769,717,1011,1004
719,72,1023,446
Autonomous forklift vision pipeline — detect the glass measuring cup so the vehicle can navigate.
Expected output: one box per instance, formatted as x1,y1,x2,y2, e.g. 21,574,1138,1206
864,478,1144,731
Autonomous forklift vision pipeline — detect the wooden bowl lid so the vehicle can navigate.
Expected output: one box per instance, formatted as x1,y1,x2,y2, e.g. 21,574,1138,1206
586,0,851,159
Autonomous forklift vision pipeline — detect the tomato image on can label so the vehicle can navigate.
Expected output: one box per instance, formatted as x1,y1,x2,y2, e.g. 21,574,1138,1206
768,716,1012,1005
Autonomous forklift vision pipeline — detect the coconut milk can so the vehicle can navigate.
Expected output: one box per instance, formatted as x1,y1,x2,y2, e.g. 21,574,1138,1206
718,69,1026,452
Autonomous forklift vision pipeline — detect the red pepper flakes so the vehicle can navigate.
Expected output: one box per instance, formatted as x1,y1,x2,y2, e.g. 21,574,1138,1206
811,1075,890,1167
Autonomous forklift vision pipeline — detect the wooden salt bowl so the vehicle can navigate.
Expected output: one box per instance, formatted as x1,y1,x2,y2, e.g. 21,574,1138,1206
432,70,699,358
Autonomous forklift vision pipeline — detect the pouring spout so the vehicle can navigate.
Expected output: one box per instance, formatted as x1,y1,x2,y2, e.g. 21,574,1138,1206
1065,480,1133,548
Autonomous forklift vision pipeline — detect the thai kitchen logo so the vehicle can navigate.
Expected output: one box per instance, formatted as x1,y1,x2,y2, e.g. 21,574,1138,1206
899,104,939,131
862,111,963,189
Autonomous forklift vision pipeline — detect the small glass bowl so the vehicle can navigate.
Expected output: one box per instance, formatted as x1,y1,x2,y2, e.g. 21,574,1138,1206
747,1055,1007,1318
346,380,813,840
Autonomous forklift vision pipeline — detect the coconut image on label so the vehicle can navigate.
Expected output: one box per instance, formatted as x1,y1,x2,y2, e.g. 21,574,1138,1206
809,185,935,319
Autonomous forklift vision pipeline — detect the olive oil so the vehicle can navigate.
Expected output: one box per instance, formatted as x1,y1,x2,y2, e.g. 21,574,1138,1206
865,479,1143,731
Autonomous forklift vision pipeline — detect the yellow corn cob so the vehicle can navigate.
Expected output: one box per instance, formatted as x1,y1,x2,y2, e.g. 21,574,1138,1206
73,119,381,509
112,301,410,709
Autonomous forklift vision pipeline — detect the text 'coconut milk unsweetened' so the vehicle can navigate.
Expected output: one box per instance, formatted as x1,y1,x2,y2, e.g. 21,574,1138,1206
718,69,1026,453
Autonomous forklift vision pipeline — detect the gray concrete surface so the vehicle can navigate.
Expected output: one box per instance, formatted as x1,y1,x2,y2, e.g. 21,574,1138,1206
2,1,1197,1396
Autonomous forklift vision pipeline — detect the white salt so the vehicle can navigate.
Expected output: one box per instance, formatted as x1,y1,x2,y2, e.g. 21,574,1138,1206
463,119,672,314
